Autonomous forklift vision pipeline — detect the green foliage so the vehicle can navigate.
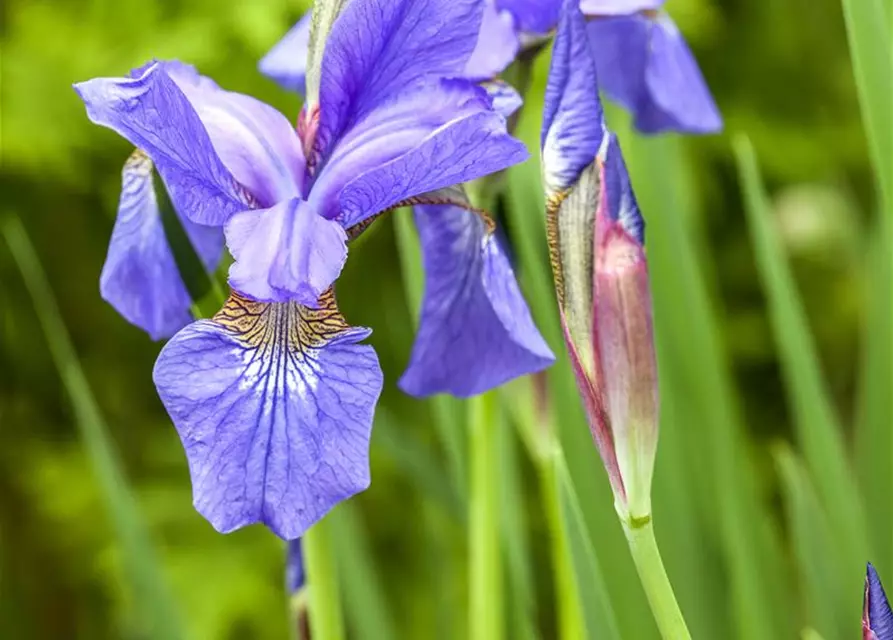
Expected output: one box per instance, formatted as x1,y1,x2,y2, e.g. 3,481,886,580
2,0,890,638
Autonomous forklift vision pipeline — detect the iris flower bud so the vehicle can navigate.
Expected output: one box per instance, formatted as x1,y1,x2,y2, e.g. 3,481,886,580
864,563,893,640
542,0,657,523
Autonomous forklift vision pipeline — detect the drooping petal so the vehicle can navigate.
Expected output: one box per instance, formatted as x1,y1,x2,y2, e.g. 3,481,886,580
587,13,722,134
162,62,305,207
153,290,382,540
260,13,312,95
495,0,559,33
316,0,485,158
579,0,663,15
542,0,606,195
312,78,527,225
866,564,893,640
226,199,347,306
399,201,553,397
286,539,305,594
100,149,223,340
75,63,250,226
463,2,520,80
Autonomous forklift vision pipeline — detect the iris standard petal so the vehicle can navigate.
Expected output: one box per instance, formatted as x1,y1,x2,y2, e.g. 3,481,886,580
542,0,606,194
260,13,311,95
496,0,559,33
162,62,305,207
100,149,223,340
316,0,484,157
464,2,520,80
226,199,347,306
312,78,527,223
339,110,527,228
153,290,382,540
579,0,664,15
399,202,554,397
866,564,893,640
587,14,722,135
75,63,250,226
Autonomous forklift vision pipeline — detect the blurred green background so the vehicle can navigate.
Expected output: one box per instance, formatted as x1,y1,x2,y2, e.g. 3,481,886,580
1,0,890,638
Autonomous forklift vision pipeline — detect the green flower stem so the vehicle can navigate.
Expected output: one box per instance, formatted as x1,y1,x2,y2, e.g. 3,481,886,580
538,449,588,639
622,516,691,640
304,517,345,640
469,392,503,640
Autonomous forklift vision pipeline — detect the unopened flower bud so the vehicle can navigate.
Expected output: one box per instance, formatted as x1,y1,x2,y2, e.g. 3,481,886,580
542,0,658,522
864,563,893,640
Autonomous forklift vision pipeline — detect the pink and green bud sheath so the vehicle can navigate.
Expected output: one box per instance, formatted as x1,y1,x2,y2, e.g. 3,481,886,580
542,0,658,521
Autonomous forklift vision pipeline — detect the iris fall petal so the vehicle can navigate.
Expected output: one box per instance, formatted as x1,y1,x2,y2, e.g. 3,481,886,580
587,13,722,134
153,290,382,540
399,201,554,397
100,149,223,340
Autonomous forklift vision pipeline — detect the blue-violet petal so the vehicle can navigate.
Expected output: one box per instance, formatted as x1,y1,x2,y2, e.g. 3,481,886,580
153,290,382,540
226,199,347,306
587,14,722,134
542,0,606,194
260,13,312,95
400,201,554,397
75,63,250,226
101,149,223,340
316,0,484,158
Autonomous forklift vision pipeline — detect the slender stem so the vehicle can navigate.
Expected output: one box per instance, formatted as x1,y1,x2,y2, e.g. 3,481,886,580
304,517,345,640
538,451,588,639
622,516,691,640
469,392,502,640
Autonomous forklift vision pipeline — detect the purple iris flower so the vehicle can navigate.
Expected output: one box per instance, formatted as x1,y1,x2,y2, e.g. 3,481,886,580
261,1,721,135
865,563,893,640
75,0,553,540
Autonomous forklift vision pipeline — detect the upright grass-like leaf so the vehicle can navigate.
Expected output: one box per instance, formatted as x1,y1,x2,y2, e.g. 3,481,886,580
468,392,503,640
498,417,539,640
735,135,870,596
373,408,464,520
392,211,466,496
2,216,183,640
774,445,849,639
329,503,398,640
840,0,893,214
840,0,893,575
303,516,345,640
624,132,794,639
506,380,619,640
